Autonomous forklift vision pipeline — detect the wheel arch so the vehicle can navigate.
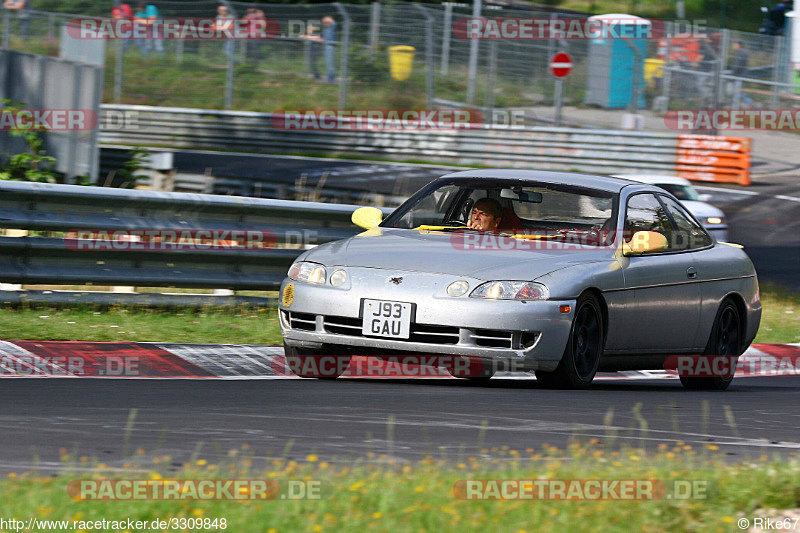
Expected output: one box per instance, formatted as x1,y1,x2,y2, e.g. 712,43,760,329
579,287,608,346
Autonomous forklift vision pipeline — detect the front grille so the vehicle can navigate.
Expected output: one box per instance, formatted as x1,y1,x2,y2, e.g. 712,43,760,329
286,311,316,331
473,329,514,349
288,313,530,350
324,316,460,345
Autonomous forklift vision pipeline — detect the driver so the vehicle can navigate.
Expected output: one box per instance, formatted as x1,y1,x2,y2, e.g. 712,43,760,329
468,198,503,232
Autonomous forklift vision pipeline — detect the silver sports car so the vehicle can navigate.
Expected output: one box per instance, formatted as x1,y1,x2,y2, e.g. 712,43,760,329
279,170,761,390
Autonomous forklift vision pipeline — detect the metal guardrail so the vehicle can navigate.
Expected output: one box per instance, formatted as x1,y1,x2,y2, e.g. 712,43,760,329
0,181,391,293
98,104,751,185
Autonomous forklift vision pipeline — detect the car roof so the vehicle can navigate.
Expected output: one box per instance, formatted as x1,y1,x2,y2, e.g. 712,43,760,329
613,174,692,186
436,169,638,193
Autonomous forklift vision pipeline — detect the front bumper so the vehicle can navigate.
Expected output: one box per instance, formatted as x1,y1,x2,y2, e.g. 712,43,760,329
279,268,575,372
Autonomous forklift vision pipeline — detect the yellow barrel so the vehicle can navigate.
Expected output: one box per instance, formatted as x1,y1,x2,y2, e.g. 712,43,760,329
388,45,415,81
644,58,665,83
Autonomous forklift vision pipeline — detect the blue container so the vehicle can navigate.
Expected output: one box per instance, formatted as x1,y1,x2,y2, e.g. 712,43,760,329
585,15,649,109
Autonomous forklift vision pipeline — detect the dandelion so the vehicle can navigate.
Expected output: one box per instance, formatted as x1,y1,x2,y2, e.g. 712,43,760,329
306,454,318,463
196,460,207,466
372,512,383,519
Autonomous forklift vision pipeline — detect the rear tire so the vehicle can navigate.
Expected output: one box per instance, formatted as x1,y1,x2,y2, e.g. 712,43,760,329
679,298,741,391
535,293,605,389
283,344,351,379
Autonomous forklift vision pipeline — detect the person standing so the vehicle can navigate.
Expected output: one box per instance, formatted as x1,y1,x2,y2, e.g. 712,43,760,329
145,3,163,55
730,41,753,108
320,16,337,84
3,0,30,42
216,4,235,61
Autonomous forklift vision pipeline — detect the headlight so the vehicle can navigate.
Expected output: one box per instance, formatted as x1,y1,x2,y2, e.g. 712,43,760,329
706,216,724,225
470,281,549,301
330,269,347,287
287,261,327,285
446,280,470,297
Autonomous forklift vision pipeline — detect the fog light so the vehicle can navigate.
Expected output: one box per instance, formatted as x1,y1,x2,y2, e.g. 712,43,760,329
330,269,347,287
447,280,470,297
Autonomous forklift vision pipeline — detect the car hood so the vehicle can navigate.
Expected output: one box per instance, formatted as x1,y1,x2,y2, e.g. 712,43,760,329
302,227,614,280
681,200,725,220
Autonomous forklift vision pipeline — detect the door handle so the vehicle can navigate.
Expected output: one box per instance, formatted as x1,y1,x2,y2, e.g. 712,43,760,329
686,267,697,279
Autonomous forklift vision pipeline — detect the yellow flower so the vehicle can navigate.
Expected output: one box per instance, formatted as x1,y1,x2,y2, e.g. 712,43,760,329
306,454,318,463
320,462,329,469
414,486,424,493
7,473,16,479
196,460,207,466
372,512,383,519
722,517,734,523
191,509,205,516
630,455,641,461
149,472,162,480
312,526,322,532
349,481,365,491
706,445,719,451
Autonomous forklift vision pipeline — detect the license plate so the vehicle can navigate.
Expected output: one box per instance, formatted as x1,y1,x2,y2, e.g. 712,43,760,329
362,299,412,339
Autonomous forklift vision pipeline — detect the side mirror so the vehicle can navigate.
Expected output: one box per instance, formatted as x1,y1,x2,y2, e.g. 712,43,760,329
351,207,383,230
622,231,669,256
697,193,712,202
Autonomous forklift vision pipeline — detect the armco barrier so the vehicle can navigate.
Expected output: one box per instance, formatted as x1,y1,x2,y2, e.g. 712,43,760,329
98,104,752,186
0,181,391,292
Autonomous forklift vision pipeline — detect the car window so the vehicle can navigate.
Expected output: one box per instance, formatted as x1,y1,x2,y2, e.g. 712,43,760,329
624,194,674,248
509,187,611,224
655,183,700,201
389,184,461,228
659,196,713,250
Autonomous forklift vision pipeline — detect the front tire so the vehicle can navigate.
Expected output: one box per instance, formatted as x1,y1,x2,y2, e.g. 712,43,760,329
679,298,741,391
535,293,605,389
283,344,351,379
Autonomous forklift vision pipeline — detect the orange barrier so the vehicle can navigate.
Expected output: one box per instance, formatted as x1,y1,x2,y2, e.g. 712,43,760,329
674,134,752,186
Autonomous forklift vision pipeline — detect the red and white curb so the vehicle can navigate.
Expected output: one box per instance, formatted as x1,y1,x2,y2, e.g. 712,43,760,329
1,340,798,380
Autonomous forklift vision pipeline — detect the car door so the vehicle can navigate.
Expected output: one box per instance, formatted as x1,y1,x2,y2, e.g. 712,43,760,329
617,193,702,352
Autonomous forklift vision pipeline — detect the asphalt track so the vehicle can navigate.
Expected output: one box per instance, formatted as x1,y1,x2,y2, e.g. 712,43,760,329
0,376,799,475
2,151,799,474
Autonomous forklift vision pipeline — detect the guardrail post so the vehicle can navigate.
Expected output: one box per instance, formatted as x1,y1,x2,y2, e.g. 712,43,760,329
225,42,234,108
440,3,452,76
771,36,783,109
413,4,434,109
485,40,497,111
114,40,123,103
369,2,380,61
3,9,11,48
466,0,481,105
334,3,350,109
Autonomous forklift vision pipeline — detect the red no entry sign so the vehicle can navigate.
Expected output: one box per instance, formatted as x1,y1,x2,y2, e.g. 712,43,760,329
549,52,573,78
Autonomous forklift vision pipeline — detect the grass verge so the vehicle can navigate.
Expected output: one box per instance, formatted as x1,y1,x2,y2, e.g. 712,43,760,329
0,441,799,531
0,284,796,345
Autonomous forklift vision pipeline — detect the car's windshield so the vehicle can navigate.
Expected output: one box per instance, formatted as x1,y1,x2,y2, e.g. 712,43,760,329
382,179,617,244
654,183,700,201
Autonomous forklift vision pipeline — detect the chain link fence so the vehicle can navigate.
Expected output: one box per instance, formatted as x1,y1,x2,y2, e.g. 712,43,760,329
1,2,798,117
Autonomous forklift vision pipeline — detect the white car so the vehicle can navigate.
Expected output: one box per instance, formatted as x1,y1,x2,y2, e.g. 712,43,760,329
614,175,728,241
